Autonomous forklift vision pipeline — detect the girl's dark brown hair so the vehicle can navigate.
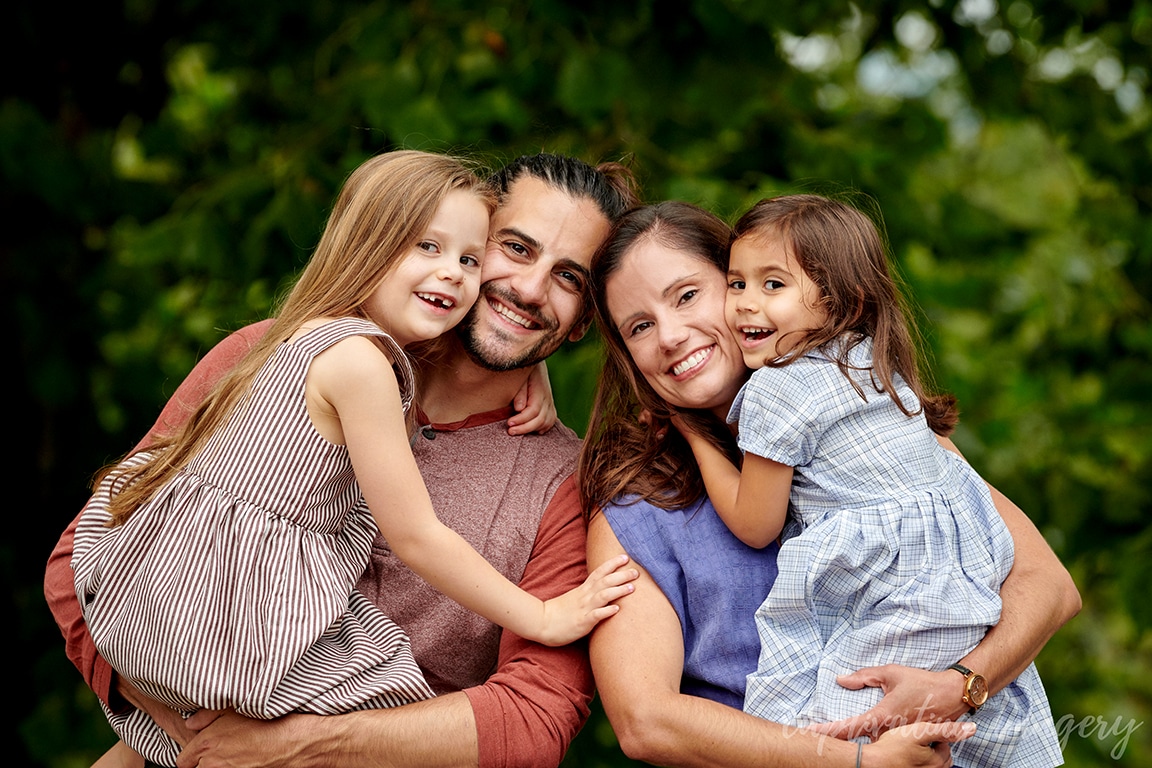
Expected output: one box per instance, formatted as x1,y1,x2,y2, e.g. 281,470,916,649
578,201,744,519
733,193,957,435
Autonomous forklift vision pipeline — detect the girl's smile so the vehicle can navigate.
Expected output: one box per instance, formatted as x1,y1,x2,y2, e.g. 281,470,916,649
726,236,827,367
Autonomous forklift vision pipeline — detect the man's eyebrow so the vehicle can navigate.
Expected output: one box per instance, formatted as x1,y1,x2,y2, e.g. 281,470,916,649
492,226,542,253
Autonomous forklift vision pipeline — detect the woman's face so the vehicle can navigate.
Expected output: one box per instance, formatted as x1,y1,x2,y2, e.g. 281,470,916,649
605,238,748,419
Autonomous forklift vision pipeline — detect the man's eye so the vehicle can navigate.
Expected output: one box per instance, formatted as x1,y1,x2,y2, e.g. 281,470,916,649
505,241,528,257
557,270,583,288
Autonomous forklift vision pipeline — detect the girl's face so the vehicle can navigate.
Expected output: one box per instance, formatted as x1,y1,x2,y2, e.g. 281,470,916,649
366,190,491,347
605,238,748,419
726,235,827,367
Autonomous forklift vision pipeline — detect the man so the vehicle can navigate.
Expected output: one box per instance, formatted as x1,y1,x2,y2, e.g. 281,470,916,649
44,152,640,768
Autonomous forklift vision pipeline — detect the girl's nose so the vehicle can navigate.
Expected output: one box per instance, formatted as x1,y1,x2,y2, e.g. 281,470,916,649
439,258,464,283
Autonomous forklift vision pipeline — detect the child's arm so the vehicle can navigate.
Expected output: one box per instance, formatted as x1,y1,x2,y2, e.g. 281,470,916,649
507,361,556,435
315,337,637,646
671,414,792,549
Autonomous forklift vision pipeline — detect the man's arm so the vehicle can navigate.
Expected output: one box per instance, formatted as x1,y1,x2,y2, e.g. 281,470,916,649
43,320,274,707
177,477,595,768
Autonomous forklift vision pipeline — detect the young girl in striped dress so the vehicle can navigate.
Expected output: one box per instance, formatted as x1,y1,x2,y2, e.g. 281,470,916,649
71,150,636,766
674,194,1063,766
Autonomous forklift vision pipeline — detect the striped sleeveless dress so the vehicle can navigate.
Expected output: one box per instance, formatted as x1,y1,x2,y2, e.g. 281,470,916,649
72,318,434,766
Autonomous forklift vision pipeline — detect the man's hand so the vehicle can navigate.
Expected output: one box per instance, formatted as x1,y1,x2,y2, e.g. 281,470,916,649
177,711,323,768
808,664,970,741
115,678,198,747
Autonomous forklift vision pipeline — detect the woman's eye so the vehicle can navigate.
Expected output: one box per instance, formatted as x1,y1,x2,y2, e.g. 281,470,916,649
628,321,652,337
678,289,698,305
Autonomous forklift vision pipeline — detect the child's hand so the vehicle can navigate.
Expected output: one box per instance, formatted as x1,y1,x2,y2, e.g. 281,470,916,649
638,408,668,440
508,362,557,435
538,554,638,646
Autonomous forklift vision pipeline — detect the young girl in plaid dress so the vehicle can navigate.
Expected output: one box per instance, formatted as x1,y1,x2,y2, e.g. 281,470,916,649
674,194,1063,766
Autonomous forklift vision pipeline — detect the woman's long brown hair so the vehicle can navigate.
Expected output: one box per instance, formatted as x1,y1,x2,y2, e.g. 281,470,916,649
99,150,497,526
578,201,745,520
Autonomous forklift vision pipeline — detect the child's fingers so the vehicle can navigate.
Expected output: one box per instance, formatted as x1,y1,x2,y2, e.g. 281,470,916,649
594,568,639,589
594,583,636,606
587,554,631,579
586,604,623,623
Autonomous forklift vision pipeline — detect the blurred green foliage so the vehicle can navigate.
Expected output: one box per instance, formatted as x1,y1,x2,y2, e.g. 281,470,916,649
7,1,1150,765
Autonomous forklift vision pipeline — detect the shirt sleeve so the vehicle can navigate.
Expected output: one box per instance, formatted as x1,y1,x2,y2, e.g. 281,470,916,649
463,474,595,768
730,361,834,468
43,320,273,709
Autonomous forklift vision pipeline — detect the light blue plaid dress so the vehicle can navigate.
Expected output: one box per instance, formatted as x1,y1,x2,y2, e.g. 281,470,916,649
733,338,1063,767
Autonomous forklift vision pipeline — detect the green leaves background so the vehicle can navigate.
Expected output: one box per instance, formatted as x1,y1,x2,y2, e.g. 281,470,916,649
8,1,1149,765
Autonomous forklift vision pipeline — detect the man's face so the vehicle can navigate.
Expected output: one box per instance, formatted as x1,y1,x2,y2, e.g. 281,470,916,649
456,175,612,371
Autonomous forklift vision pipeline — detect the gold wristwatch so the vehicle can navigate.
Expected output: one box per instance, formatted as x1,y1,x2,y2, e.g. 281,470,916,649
948,663,988,714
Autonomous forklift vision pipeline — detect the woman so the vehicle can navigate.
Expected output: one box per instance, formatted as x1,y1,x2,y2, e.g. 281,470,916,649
578,201,1081,767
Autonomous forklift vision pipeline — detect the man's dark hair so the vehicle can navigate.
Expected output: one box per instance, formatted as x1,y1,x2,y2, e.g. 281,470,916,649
489,153,640,223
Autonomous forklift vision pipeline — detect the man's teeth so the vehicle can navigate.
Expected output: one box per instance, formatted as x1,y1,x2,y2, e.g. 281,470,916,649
418,293,454,309
493,301,533,329
672,347,710,376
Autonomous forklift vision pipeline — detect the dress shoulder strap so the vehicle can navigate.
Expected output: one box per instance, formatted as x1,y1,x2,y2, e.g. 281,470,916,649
292,318,415,412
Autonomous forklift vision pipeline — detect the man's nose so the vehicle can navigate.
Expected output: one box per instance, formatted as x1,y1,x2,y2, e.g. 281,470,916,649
509,262,550,305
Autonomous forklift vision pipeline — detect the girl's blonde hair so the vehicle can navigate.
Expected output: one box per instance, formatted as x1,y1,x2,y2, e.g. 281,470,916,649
733,193,957,435
102,149,497,525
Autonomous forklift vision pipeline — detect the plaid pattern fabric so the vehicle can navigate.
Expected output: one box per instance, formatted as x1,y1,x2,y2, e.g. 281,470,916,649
732,339,1063,766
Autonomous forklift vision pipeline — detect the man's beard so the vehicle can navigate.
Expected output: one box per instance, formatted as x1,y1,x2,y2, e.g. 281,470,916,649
456,284,567,372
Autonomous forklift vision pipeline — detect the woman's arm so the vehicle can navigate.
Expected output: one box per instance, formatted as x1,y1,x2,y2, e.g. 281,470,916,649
814,437,1081,736
586,514,969,767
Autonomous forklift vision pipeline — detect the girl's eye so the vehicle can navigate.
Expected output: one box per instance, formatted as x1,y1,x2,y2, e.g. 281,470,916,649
418,241,438,253
460,254,481,268
728,280,745,291
765,279,784,290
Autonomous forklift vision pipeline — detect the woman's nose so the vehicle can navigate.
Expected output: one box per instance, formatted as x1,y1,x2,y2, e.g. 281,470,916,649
657,319,690,351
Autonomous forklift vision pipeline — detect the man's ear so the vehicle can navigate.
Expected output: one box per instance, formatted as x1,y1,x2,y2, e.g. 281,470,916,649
567,315,591,343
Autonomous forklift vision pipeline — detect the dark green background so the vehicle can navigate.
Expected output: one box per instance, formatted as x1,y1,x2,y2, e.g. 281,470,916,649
8,1,1150,766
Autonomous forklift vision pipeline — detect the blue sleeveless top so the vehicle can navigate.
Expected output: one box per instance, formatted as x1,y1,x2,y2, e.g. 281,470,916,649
603,495,780,708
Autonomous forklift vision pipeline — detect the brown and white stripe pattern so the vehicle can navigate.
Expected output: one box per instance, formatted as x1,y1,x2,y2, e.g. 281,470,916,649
73,318,433,766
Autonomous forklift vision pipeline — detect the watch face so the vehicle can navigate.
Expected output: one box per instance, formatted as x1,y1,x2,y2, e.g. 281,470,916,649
968,675,990,706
